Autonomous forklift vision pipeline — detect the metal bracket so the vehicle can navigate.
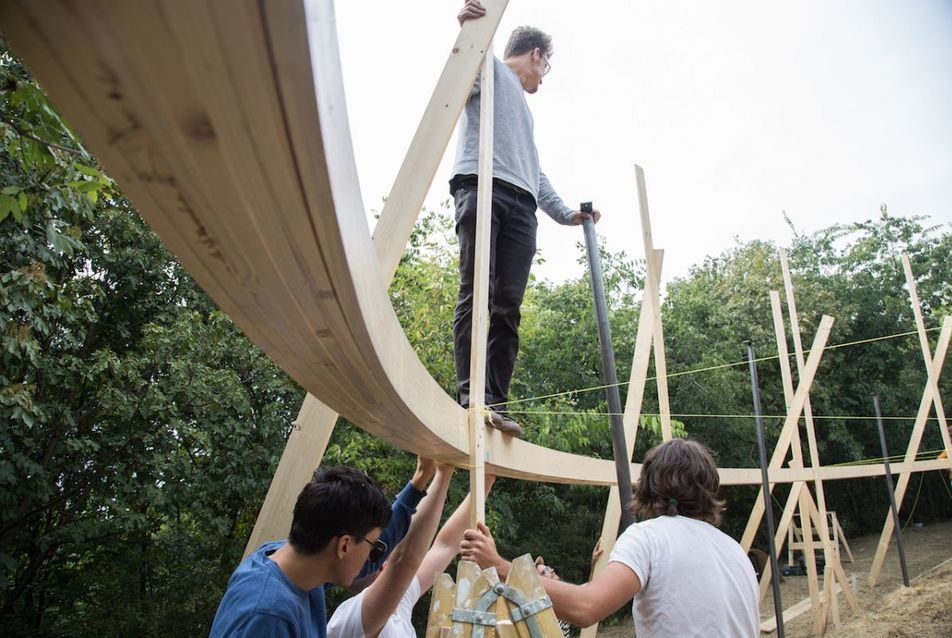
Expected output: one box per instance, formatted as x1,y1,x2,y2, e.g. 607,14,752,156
509,595,553,622
451,608,497,627
451,580,553,638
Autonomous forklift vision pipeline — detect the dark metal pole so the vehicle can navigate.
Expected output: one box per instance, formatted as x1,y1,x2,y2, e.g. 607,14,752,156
873,394,910,586
745,341,785,638
582,212,634,528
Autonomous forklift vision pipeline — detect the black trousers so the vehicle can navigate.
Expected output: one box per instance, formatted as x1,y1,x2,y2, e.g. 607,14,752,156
452,177,537,413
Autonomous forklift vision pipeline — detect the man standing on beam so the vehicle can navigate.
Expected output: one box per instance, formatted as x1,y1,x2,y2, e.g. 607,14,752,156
451,0,601,437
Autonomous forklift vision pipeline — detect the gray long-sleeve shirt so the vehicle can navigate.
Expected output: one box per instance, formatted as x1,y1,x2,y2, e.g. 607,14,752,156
452,57,574,225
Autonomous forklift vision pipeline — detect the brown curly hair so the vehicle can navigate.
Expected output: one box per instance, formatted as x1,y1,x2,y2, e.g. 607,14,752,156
629,438,726,526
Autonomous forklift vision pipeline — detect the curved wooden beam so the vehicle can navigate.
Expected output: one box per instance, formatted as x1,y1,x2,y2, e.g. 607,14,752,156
2,1,947,501
244,0,508,554
0,0,613,483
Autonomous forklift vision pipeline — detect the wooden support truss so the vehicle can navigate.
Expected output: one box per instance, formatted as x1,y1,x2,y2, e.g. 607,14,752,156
1,5,949,637
867,257,952,585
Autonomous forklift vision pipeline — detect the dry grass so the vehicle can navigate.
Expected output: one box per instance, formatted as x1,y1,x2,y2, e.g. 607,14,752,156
823,560,952,638
761,519,952,637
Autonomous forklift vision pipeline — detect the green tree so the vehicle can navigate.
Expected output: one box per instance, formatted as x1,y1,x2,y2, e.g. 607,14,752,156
1,44,302,635
3,35,951,638
660,210,952,538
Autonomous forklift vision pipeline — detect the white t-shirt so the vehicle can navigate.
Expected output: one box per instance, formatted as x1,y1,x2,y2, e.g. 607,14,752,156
327,576,421,638
608,515,759,638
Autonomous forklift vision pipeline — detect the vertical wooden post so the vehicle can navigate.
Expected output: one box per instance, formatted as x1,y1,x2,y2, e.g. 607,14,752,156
820,565,834,634
779,250,859,621
634,165,672,439
467,44,494,527
583,250,664,564
901,255,952,456
246,5,510,556
579,175,667,638
868,257,952,584
627,248,665,461
739,315,835,551
779,251,831,547
763,290,820,615
868,315,951,585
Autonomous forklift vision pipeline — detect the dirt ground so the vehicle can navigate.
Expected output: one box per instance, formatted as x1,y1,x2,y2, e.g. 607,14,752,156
594,519,952,637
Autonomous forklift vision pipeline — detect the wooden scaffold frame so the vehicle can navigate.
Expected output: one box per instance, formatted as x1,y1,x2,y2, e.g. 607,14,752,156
1,2,949,636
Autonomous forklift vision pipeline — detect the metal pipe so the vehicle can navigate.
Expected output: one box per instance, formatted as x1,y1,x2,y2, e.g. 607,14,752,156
582,215,634,528
745,341,785,638
873,394,910,586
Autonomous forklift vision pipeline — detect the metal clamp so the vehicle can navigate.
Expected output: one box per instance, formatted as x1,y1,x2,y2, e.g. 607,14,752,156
508,595,553,622
451,608,497,627
452,580,554,638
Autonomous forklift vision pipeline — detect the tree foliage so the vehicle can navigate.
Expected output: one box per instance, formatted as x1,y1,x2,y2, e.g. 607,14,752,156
1,43,301,635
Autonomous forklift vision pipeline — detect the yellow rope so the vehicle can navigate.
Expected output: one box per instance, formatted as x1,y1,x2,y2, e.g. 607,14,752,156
902,474,925,531
503,409,942,422
828,449,945,467
490,353,779,408
487,382,621,409
487,326,941,409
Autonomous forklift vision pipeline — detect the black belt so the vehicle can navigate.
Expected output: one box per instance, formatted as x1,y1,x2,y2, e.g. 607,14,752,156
451,174,534,200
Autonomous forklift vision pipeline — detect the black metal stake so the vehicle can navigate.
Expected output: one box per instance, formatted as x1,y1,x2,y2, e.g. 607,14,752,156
582,207,634,528
745,341,785,638
873,394,910,587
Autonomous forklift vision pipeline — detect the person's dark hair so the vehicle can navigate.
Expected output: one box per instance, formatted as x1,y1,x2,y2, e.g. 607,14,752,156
629,438,726,526
504,26,553,60
288,465,391,555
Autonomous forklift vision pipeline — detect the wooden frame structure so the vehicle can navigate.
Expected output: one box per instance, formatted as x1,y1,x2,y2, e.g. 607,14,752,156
787,512,853,568
867,257,952,584
749,251,859,634
426,555,562,638
2,2,949,635
579,166,671,638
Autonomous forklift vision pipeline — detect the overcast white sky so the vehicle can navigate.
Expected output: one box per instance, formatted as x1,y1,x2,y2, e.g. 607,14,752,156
335,1,952,286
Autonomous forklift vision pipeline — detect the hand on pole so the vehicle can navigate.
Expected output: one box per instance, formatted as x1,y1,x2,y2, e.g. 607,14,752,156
569,208,601,225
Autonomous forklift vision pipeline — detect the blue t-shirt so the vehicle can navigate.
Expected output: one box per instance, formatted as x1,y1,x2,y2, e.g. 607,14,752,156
210,540,324,638
209,481,425,637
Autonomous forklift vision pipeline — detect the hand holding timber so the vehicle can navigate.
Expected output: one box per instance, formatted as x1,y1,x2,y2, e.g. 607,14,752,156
460,521,511,578
458,0,487,26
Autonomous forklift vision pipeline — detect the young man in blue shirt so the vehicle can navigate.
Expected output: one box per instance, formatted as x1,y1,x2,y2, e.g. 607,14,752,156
210,461,434,637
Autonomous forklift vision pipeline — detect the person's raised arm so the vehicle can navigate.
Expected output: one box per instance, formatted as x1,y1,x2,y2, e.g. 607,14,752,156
460,523,639,628
360,463,454,638
358,457,435,579
415,474,496,592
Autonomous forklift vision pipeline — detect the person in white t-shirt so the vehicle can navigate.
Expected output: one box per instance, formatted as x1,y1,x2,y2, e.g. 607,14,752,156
460,439,759,638
328,469,496,638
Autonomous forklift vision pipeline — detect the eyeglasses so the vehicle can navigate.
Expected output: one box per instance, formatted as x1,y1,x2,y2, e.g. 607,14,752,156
348,534,387,563
542,56,551,76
